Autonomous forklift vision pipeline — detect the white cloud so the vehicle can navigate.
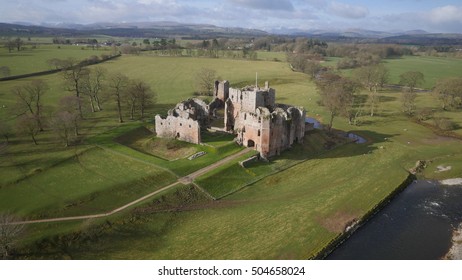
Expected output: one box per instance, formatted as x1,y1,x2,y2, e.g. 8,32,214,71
229,0,294,11
327,1,369,19
428,5,462,24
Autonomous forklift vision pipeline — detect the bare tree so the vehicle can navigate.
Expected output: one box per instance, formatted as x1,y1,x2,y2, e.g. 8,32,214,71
353,64,389,116
195,68,217,96
126,84,138,120
49,111,75,147
62,59,89,118
108,73,130,123
0,212,25,259
58,96,82,137
46,58,66,70
5,38,15,53
0,66,11,77
316,72,359,131
15,115,40,145
304,60,323,80
127,80,156,119
81,67,106,112
0,120,12,144
399,71,424,93
402,91,417,116
13,80,48,131
14,37,24,51
24,80,47,131
433,77,462,110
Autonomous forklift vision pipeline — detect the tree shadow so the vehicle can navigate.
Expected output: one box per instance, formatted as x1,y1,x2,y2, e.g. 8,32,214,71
267,129,399,163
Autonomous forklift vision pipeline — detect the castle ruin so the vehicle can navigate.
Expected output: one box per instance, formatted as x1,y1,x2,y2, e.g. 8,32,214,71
155,80,306,159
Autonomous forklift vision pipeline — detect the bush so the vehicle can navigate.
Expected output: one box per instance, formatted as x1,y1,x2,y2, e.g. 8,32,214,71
416,108,433,121
434,118,457,131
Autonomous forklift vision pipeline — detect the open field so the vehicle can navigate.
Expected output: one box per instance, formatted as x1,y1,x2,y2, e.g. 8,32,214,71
0,146,177,219
0,43,112,76
383,56,462,88
325,55,462,89
1,52,462,259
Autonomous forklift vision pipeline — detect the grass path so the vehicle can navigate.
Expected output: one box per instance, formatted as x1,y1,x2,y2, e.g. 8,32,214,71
6,148,252,225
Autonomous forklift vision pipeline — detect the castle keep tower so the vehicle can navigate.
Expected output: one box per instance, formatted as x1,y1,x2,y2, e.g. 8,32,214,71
155,80,306,159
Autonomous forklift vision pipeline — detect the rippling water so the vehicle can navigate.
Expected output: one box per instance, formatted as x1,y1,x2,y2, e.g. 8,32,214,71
327,180,462,260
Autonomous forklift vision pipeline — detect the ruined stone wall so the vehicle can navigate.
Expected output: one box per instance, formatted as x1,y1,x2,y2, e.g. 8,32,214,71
235,107,269,152
170,98,210,127
155,115,201,144
154,80,305,158
214,80,229,101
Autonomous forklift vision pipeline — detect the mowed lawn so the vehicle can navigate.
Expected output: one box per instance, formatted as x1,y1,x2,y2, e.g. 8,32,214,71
0,147,177,219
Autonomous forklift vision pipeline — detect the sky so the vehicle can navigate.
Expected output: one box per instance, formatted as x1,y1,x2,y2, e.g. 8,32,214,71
1,0,462,33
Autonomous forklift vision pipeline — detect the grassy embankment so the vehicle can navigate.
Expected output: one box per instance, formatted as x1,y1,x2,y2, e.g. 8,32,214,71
1,52,462,259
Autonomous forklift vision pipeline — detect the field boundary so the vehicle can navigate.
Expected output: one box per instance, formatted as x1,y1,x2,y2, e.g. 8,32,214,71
0,54,121,82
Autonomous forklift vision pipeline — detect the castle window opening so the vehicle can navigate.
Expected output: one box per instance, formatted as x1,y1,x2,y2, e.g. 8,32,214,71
258,129,261,136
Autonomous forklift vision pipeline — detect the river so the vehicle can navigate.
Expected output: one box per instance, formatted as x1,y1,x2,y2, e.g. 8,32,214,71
327,180,462,260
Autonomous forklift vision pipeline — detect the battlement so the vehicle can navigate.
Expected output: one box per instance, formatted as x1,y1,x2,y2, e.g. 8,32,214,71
155,79,306,159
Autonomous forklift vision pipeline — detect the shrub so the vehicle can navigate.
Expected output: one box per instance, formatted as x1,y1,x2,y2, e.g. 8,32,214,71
416,108,433,121
434,118,457,131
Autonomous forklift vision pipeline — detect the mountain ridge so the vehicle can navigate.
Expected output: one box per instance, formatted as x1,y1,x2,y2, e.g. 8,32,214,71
1,22,462,45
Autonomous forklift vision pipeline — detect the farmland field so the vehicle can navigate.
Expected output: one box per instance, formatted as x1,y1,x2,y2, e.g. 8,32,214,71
1,50,462,259
0,43,112,76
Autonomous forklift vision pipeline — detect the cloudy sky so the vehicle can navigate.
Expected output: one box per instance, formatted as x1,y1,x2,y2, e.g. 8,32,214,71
1,0,462,33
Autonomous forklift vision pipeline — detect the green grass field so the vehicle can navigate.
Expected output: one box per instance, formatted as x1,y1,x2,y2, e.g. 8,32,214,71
326,55,462,89
0,44,112,76
1,50,462,259
383,56,462,88
0,146,177,218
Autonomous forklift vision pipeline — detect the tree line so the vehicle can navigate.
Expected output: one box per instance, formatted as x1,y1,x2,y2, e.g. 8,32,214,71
0,59,156,147
314,65,462,132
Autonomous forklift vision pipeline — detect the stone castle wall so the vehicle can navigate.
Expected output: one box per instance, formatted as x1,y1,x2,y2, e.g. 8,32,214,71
155,80,306,159
155,115,201,144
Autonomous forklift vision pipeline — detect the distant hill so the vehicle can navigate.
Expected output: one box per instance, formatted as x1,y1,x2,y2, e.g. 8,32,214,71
0,22,268,38
1,22,462,45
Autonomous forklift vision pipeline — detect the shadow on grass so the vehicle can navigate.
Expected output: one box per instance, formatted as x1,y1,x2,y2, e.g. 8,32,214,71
276,129,398,162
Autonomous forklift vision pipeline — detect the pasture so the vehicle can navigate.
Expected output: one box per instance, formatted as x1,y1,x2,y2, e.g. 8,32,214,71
0,43,112,76
1,51,462,259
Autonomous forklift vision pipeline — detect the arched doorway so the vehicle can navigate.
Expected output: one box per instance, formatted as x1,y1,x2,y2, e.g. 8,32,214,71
247,139,255,147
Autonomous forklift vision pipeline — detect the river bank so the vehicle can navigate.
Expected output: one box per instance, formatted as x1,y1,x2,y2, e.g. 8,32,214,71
445,224,462,260
328,180,462,259
314,173,415,259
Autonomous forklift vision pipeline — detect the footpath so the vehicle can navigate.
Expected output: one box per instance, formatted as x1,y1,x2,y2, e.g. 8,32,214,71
9,148,251,225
